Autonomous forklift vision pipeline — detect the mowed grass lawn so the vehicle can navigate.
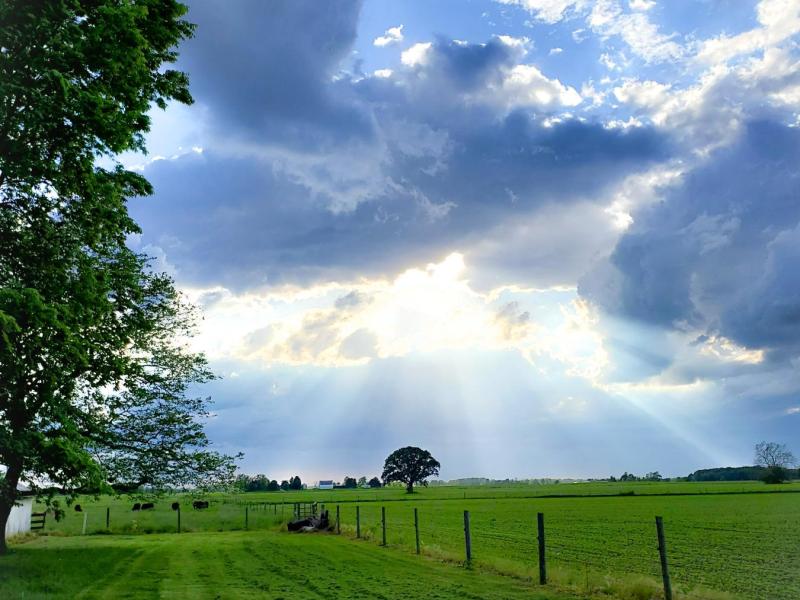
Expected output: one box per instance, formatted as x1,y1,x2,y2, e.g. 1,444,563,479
1,530,584,600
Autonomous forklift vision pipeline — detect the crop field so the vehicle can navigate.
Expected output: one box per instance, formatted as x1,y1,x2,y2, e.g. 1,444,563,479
18,481,800,599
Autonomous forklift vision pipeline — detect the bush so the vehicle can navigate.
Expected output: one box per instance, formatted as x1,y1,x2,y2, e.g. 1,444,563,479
762,466,787,484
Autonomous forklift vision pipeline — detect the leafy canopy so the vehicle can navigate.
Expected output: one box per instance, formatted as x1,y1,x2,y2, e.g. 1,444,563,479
0,0,237,551
382,446,440,493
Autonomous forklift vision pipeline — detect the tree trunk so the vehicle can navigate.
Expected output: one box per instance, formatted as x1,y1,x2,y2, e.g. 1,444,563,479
0,458,23,555
406,481,413,494
0,498,12,555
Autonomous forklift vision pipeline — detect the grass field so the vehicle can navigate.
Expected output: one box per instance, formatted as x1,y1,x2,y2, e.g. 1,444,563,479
10,481,800,599
0,530,587,599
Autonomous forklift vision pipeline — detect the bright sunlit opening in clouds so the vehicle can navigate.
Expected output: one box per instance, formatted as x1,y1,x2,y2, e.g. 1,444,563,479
184,252,611,384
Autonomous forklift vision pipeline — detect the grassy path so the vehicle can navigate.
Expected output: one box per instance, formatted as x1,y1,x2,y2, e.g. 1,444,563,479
1,531,582,599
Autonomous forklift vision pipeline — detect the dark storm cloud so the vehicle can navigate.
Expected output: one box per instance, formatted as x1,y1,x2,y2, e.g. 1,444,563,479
132,2,673,289
580,121,800,359
134,113,667,289
180,0,372,144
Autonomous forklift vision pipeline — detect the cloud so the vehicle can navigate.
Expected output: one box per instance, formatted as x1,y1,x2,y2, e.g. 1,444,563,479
580,121,800,365
498,0,683,63
179,253,614,385
401,42,433,66
607,42,800,159
494,64,582,107
495,301,532,340
373,24,404,47
339,328,379,359
497,0,588,24
628,0,655,11
179,0,368,142
135,26,670,290
695,0,800,65
587,0,683,64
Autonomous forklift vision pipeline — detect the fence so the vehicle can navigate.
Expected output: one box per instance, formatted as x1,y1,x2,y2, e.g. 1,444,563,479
328,501,798,600
30,495,799,600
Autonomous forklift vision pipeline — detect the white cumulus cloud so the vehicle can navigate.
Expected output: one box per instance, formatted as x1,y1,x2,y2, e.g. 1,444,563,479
401,42,433,66
373,24,404,47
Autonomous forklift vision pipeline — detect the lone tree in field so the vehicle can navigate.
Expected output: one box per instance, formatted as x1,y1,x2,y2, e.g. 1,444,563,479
382,447,440,493
754,441,796,484
0,0,238,553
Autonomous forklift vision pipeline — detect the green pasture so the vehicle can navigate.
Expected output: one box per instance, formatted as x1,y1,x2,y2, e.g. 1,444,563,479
339,492,799,600
0,531,583,599
15,480,800,599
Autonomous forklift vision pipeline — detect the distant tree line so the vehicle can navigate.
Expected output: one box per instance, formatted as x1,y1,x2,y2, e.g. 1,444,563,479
688,442,798,484
234,474,303,492
686,466,799,482
337,476,382,489
608,471,664,482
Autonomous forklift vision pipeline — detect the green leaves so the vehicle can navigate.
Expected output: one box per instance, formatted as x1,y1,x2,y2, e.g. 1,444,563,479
382,447,441,493
0,1,236,549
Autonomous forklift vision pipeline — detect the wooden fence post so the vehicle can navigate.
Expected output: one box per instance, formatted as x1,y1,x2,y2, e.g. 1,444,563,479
464,510,472,562
106,507,110,530
245,505,249,529
82,512,88,535
356,505,361,538
414,508,420,554
336,505,340,534
537,512,547,584
177,505,181,533
655,516,673,600
382,506,387,546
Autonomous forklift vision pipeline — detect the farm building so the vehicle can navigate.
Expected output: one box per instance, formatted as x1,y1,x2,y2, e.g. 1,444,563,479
317,480,334,490
4,484,34,539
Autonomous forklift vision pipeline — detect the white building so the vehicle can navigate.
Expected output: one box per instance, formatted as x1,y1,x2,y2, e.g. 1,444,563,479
5,485,34,539
317,480,334,490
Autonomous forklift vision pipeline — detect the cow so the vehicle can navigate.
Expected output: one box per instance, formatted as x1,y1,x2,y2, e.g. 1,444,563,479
192,500,209,510
74,504,82,512
132,503,141,511
141,502,154,510
171,502,180,511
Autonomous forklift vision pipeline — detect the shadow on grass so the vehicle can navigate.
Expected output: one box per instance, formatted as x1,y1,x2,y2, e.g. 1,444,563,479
1,540,138,597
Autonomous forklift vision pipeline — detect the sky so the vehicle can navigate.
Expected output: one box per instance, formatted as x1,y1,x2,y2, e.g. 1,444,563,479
124,0,800,482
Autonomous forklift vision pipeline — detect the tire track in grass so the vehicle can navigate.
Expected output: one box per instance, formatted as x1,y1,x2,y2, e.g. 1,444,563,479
78,537,169,599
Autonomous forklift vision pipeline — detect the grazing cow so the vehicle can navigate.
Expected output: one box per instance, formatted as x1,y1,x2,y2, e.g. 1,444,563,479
192,500,209,510
171,502,180,511
74,504,82,512
141,502,154,510
132,503,141,511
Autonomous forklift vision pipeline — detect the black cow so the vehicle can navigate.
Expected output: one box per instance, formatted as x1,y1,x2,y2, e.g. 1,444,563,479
141,502,154,510
74,504,82,512
192,500,209,510
132,503,141,511
171,502,180,511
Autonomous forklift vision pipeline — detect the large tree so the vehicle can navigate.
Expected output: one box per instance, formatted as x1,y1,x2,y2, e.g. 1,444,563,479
754,441,796,484
754,441,796,469
382,447,440,493
0,0,237,553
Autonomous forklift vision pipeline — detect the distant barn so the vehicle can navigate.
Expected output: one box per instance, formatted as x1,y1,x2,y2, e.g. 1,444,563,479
5,484,34,540
317,480,334,490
